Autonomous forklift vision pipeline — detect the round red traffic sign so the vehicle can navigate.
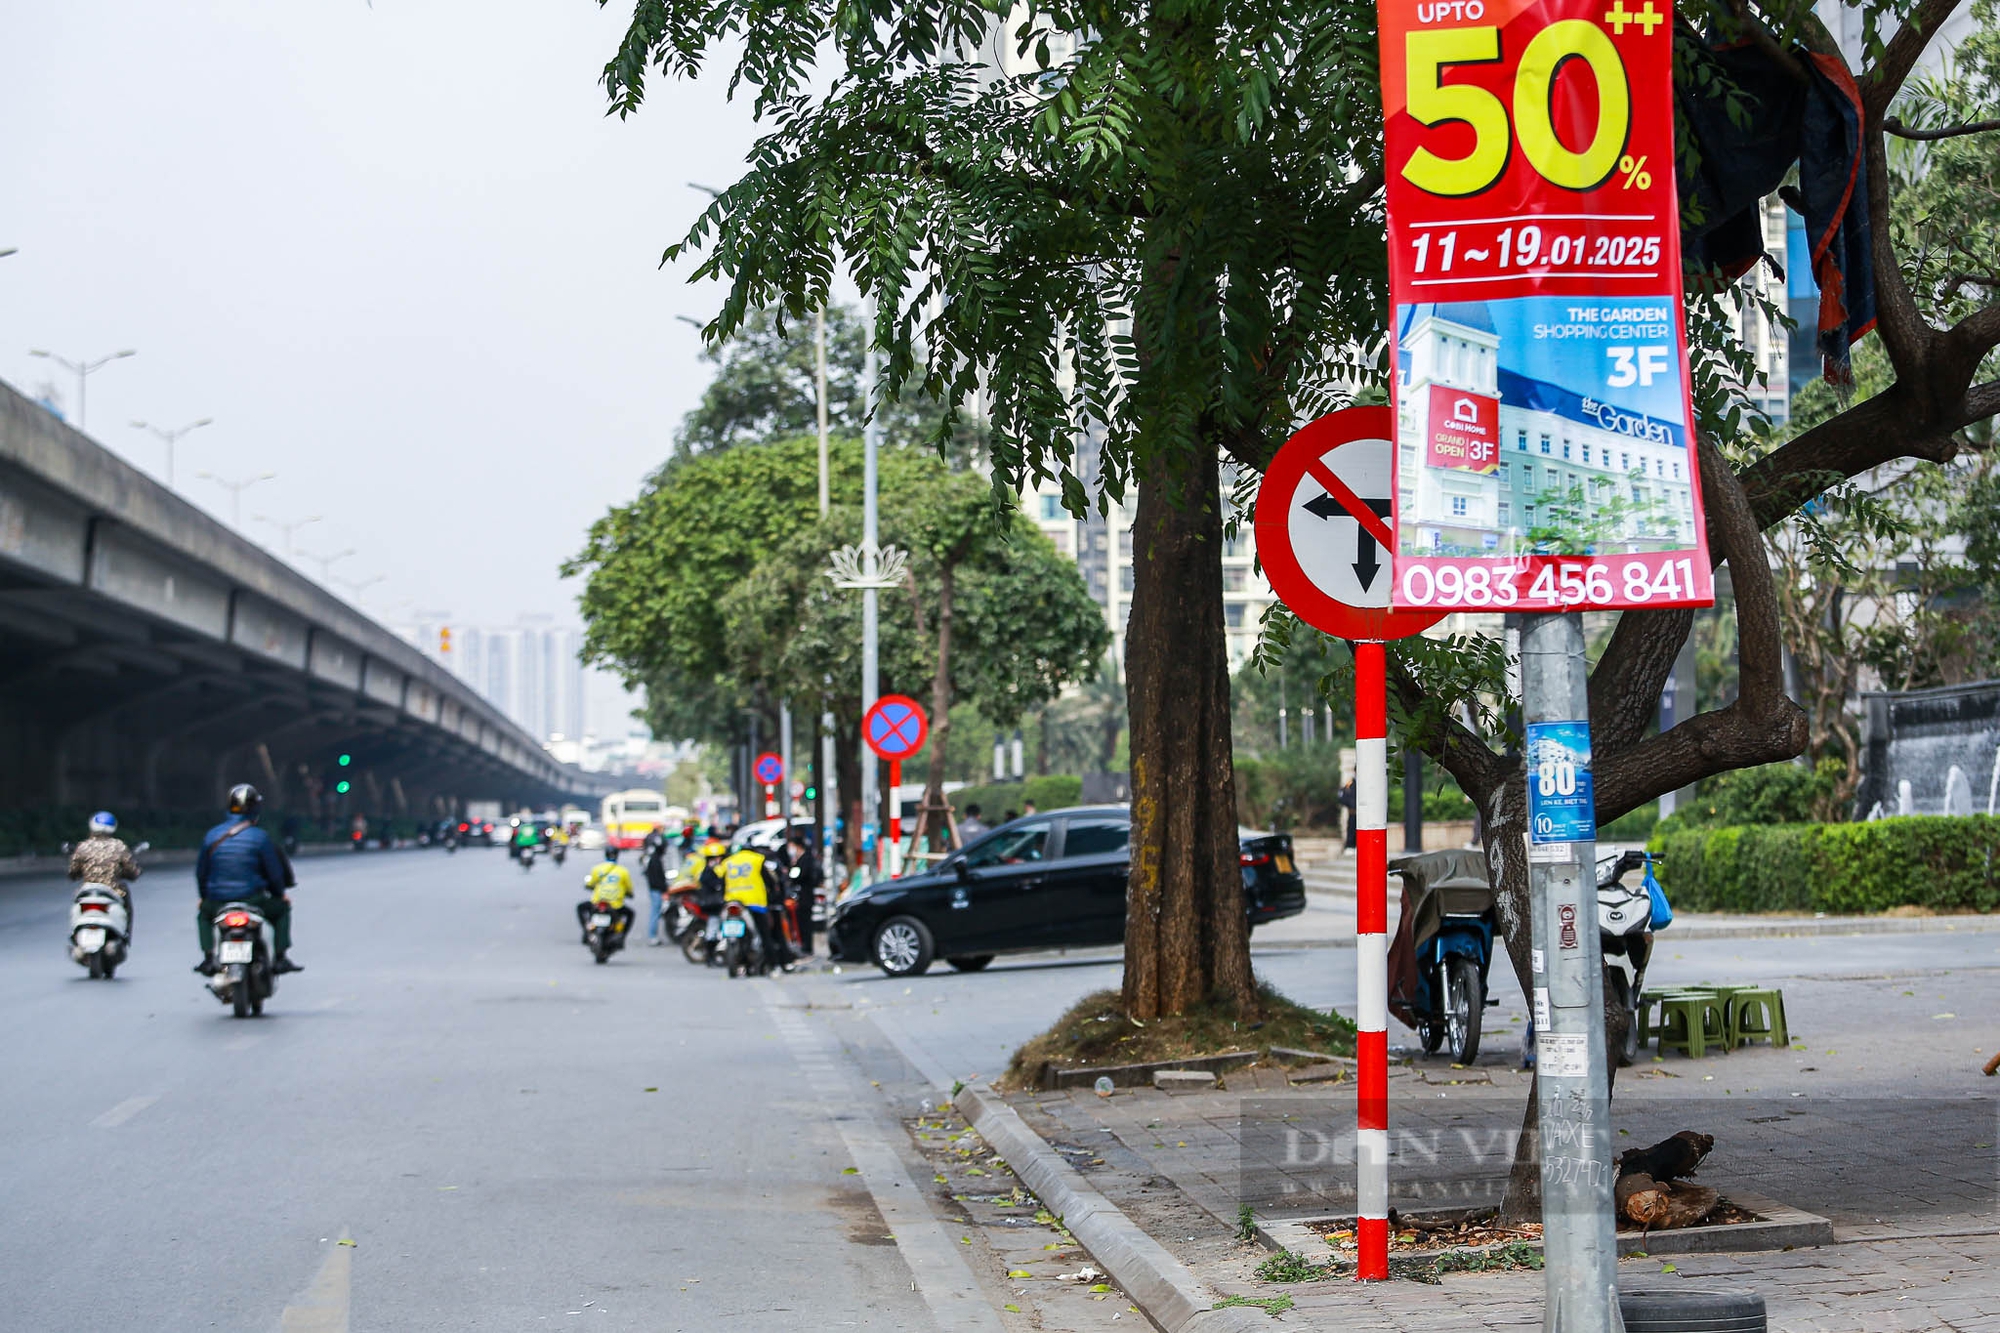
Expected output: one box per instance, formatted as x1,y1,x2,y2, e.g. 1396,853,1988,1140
753,751,784,785
862,694,928,761
1255,406,1445,642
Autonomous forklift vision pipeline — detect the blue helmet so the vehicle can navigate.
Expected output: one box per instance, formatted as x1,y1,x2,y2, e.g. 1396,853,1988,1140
88,811,117,836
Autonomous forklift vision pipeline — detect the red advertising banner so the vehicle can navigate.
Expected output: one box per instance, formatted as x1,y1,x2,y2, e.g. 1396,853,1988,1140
1379,0,1715,613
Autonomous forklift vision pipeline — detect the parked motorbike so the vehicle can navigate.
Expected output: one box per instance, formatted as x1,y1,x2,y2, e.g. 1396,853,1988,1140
1596,848,1661,1066
717,900,766,978
1388,850,1498,1065
667,888,713,964
582,900,630,965
206,901,276,1018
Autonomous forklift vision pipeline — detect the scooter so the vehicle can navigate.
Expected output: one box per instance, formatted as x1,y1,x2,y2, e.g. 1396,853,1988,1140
1596,848,1661,1066
1519,849,1664,1069
717,900,767,978
519,844,537,872
66,841,147,980
582,899,630,964
206,901,276,1018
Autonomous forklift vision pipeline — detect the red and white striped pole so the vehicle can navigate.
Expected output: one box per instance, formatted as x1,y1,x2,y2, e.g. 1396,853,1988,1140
1353,639,1390,1280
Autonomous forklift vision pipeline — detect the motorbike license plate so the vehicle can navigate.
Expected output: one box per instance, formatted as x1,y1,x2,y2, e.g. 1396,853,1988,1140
721,919,747,938
589,914,612,928
1274,854,1295,875
218,940,254,964
76,927,105,951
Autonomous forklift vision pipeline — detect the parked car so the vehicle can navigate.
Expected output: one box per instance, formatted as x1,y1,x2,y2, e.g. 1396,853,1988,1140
825,805,1306,977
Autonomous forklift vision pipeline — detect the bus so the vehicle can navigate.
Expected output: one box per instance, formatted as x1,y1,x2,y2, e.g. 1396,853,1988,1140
600,790,671,850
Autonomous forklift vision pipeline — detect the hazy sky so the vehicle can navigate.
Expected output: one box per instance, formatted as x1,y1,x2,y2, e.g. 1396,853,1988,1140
1,1,762,631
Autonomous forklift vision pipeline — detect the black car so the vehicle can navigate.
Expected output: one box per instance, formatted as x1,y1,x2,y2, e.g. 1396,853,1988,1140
825,804,1307,977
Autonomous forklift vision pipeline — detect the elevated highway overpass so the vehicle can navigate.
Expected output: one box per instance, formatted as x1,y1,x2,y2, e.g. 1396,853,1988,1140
0,379,617,824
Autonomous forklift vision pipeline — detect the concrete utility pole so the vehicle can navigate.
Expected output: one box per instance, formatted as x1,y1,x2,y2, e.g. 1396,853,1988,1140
815,308,831,519
30,347,135,431
130,416,212,488
860,310,881,866
779,700,794,823
1520,612,1619,1333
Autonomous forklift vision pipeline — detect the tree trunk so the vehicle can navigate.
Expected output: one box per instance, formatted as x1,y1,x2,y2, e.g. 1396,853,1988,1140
1121,445,1257,1021
835,722,862,873
922,563,957,847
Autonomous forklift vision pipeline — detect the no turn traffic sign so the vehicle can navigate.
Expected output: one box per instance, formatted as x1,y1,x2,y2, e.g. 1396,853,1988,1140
862,694,928,762
1255,406,1444,642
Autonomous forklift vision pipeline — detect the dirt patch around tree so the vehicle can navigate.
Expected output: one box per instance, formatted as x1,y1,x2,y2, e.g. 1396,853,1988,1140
1000,984,1357,1090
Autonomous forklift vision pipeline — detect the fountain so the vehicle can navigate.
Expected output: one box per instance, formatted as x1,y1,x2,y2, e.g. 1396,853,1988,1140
1857,681,2000,818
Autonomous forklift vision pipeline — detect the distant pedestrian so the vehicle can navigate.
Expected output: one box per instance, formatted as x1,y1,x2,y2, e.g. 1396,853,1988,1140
1340,780,1357,850
1022,800,1039,816
958,804,989,843
640,827,672,943
1003,809,1020,825
780,828,823,956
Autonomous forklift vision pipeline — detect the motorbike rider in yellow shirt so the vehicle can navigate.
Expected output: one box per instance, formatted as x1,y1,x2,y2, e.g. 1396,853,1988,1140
575,847,636,942
719,844,792,970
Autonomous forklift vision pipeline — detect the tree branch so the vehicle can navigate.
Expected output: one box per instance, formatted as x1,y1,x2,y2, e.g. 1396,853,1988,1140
1863,0,1968,118
1586,606,1694,753
1592,439,1807,819
1883,115,2000,141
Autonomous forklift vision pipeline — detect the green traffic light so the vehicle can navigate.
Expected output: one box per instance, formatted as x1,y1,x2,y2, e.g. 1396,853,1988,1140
336,780,351,794
805,786,818,800
337,753,352,766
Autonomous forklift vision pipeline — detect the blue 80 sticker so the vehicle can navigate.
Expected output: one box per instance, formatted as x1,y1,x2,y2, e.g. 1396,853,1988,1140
1526,720,1596,843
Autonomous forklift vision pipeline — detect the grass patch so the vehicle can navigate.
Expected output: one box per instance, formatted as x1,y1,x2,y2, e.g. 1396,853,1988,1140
1001,984,1357,1090
1254,1250,1340,1283
1214,1293,1295,1313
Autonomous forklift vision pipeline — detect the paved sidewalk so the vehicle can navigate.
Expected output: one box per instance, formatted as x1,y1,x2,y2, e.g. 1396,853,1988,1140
993,1072,1997,1331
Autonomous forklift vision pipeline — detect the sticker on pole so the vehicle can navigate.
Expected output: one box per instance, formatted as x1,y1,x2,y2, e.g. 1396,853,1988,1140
1526,721,1595,848
1255,406,1446,642
753,752,784,786
1376,0,1716,613
862,695,928,761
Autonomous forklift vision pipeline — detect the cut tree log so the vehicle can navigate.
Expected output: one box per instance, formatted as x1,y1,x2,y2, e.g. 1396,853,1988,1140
1616,1172,1670,1229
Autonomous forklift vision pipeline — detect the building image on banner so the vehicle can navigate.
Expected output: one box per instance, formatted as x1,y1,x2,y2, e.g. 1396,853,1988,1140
1395,299,1699,562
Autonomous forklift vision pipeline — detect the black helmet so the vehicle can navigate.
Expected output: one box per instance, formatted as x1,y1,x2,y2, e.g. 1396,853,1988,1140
227,784,263,820
604,845,621,861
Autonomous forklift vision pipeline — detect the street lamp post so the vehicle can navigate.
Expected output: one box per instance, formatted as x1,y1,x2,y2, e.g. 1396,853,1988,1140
129,417,213,488
253,513,323,557
334,574,386,603
299,547,356,583
196,470,276,528
29,347,135,431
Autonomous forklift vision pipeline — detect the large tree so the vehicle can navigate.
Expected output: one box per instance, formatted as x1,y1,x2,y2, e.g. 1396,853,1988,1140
598,0,1387,1019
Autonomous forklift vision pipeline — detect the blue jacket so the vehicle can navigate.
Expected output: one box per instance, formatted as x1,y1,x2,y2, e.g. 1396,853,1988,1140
196,820,293,900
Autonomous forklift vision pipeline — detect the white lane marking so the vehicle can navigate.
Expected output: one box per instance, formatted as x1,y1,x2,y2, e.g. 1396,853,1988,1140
280,1231,353,1332
92,1094,160,1129
758,986,1004,1332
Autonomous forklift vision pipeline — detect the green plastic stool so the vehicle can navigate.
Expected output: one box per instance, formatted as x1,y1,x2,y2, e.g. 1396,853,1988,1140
1726,987,1789,1049
1652,992,1727,1058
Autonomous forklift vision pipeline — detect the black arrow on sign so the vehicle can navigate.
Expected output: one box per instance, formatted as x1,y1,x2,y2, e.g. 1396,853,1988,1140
1303,490,1395,591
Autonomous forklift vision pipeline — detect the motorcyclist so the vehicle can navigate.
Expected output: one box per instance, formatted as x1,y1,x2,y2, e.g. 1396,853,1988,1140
719,842,791,970
548,821,571,865
69,811,141,933
194,784,301,975
577,846,636,941
512,819,540,860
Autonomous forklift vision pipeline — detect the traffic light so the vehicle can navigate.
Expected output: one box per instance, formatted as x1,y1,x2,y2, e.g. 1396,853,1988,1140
439,626,452,655
337,753,352,767
336,780,351,794
805,784,818,800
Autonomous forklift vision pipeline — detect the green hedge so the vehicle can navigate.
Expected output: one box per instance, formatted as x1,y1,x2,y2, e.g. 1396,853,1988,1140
1653,815,2000,915
948,775,1085,821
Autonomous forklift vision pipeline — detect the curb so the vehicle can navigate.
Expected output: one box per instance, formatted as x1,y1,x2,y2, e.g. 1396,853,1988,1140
953,1086,1271,1333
